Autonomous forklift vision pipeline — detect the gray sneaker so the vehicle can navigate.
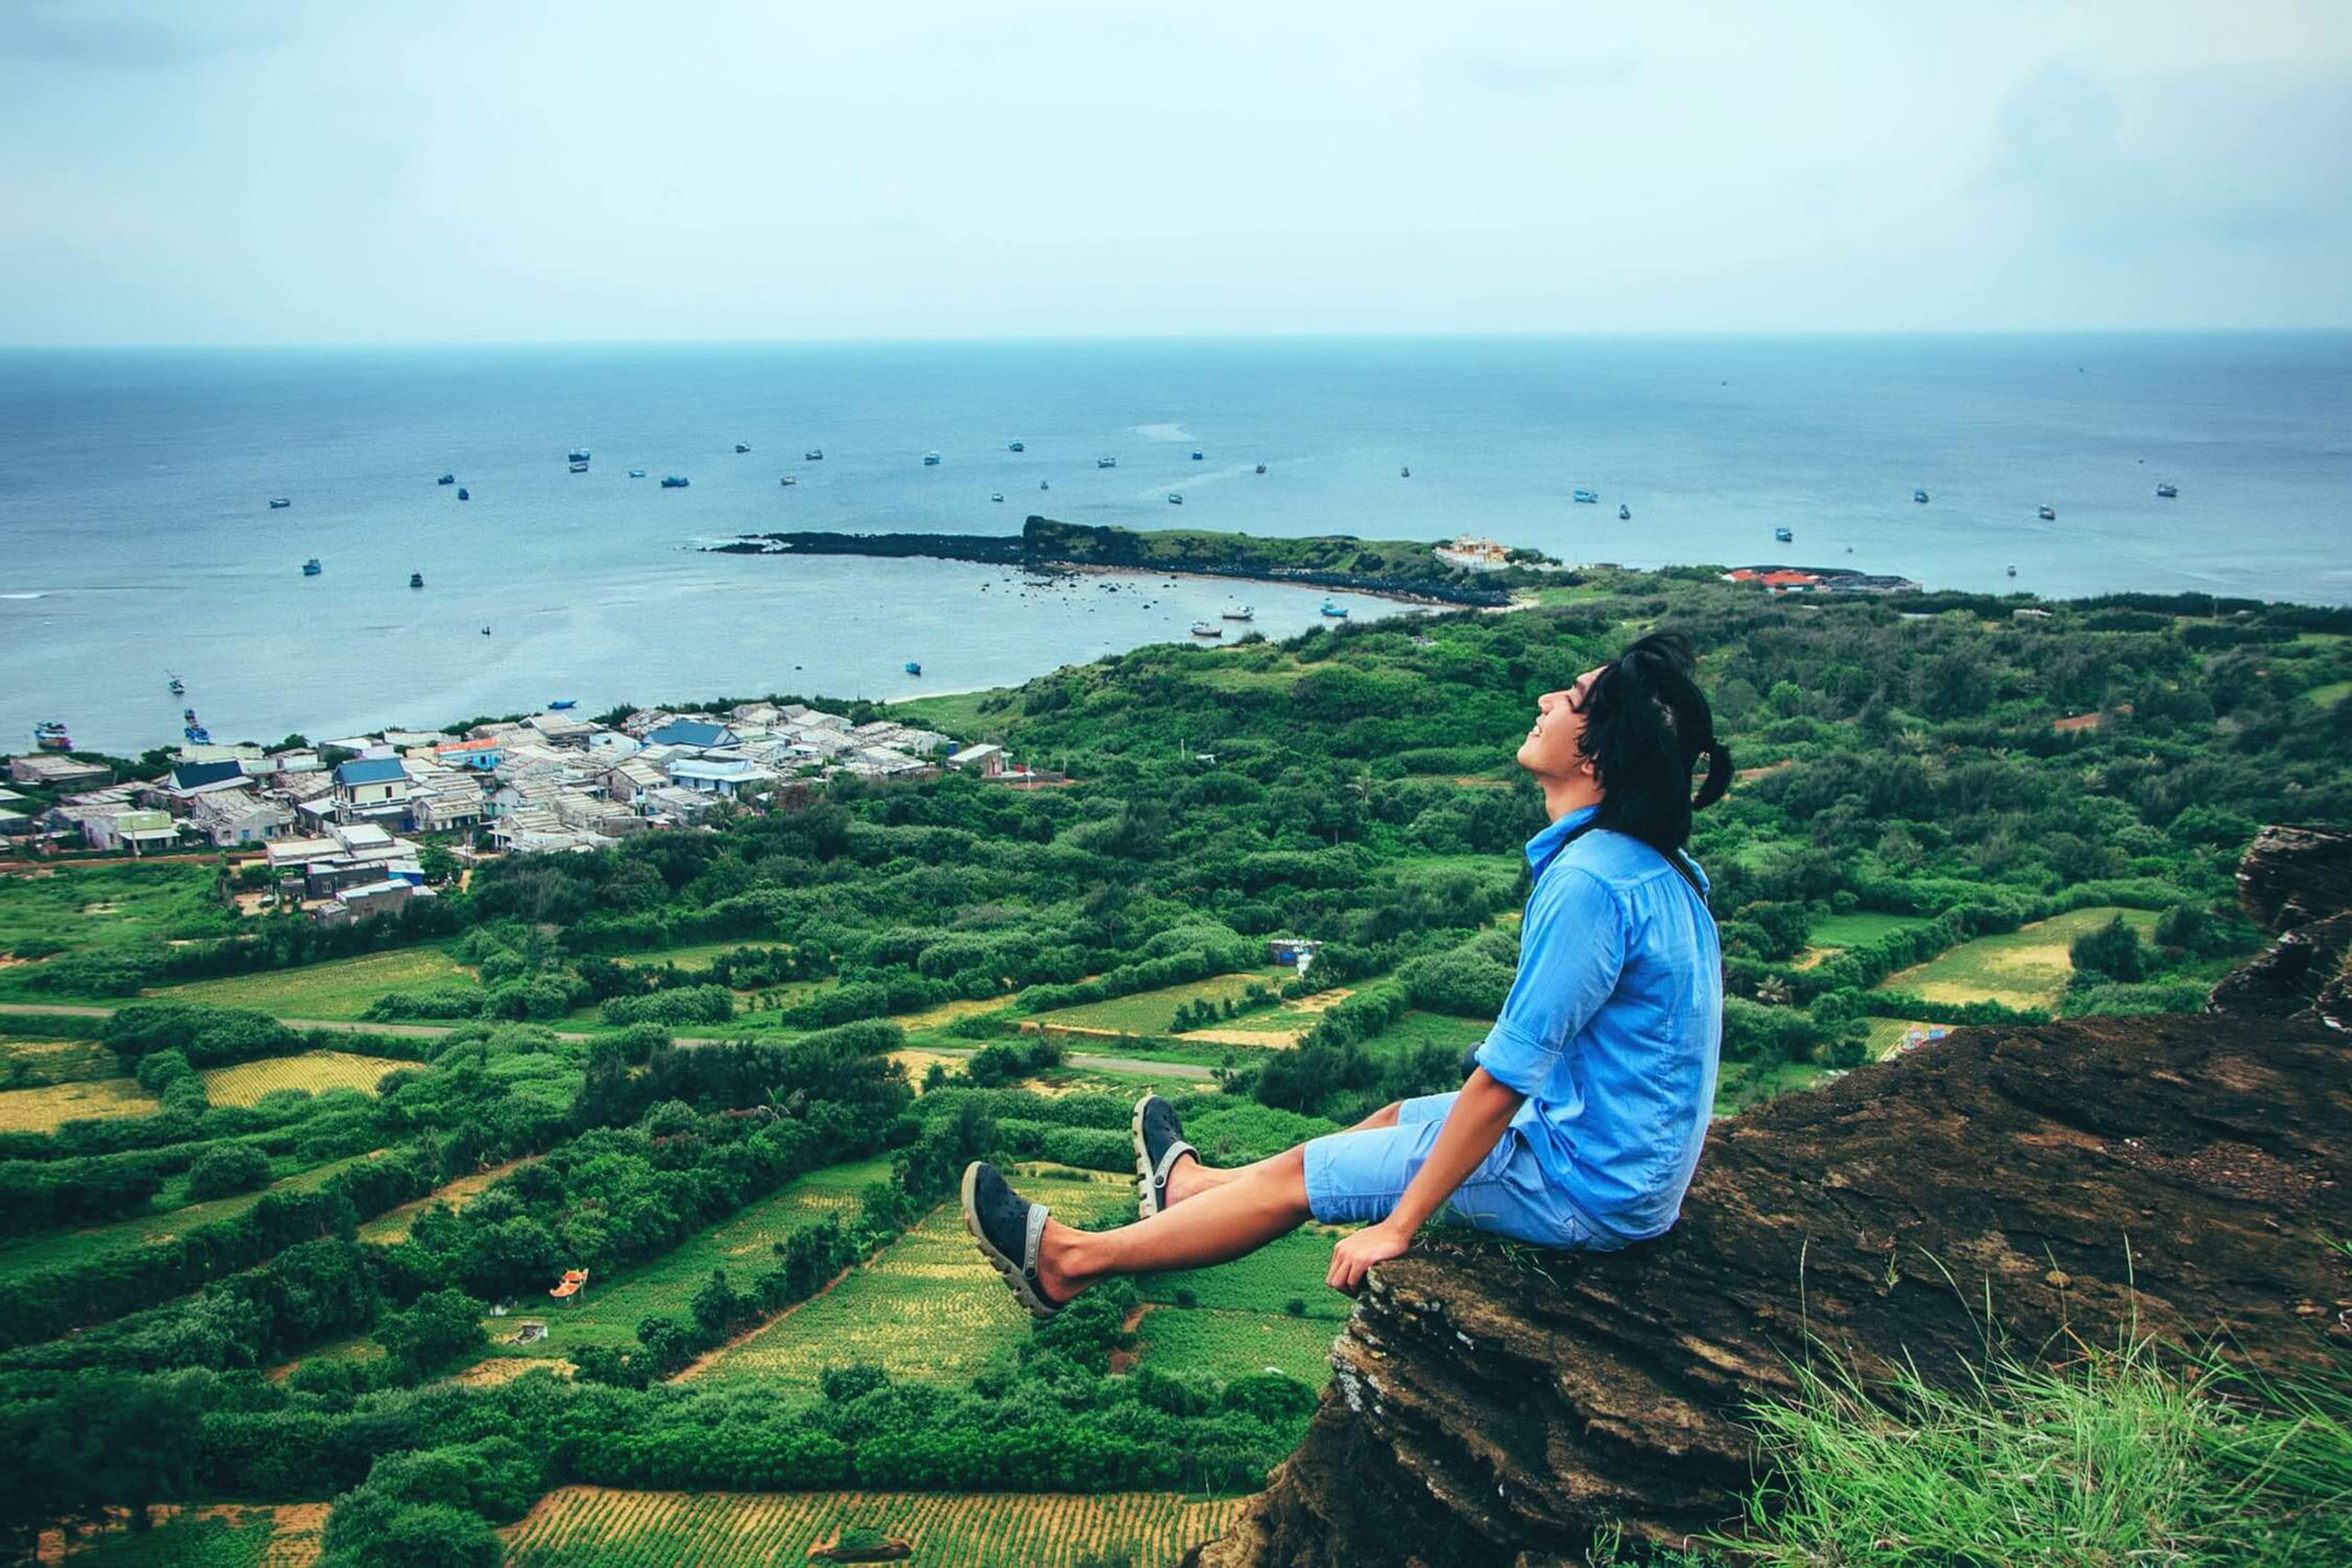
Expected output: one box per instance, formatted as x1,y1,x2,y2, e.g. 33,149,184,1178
1133,1094,1196,1220
961,1161,1061,1319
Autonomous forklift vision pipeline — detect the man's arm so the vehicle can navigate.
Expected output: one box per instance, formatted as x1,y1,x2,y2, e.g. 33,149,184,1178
1327,1067,1524,1291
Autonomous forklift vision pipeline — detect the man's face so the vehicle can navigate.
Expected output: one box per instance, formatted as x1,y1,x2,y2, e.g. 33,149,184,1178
1515,665,1606,782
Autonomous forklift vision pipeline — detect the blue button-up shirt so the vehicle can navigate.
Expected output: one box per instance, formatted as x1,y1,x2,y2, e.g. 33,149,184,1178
1474,807,1723,1242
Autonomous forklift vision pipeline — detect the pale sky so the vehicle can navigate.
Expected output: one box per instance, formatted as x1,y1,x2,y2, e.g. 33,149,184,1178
3,0,2349,344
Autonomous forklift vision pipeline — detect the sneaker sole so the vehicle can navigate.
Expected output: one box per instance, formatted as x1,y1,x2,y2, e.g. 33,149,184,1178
1132,1095,1160,1221
960,1162,1059,1321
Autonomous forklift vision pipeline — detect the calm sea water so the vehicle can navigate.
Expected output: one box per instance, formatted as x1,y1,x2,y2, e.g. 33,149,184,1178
2,335,2346,755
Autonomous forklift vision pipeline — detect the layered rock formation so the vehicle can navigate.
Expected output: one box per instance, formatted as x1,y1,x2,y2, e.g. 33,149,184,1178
1185,830,2352,1566
2210,823,2352,1028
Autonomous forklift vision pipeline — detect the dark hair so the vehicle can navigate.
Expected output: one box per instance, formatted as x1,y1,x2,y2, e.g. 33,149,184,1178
1572,631,1732,855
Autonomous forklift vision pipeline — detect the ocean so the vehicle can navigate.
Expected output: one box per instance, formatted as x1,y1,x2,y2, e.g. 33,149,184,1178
2,333,2346,756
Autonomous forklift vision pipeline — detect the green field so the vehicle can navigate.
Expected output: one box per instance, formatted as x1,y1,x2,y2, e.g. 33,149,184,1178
0,1036,117,1087
1139,1228,1350,1322
702,1164,1134,1394
883,687,1018,739
1133,1304,1340,1385
0,1150,385,1278
1805,911,1936,950
154,945,473,1021
1874,906,2160,1012
0,861,232,964
1862,1016,1948,1059
1716,1058,1838,1114
495,1157,891,1359
1031,969,1297,1036
2304,680,2352,708
1351,1007,1490,1064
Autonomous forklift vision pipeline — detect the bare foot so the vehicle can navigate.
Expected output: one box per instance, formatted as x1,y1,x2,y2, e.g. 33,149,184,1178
1159,1151,1209,1206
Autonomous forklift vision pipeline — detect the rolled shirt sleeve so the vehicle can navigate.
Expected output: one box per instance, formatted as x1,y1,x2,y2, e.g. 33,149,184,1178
1475,865,1628,1096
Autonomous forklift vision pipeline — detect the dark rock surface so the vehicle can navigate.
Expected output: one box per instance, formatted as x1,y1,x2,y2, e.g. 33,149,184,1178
2213,823,2352,1028
1182,1013,2351,1566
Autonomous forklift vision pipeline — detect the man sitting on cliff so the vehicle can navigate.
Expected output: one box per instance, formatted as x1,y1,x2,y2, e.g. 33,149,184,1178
964,632,1731,1314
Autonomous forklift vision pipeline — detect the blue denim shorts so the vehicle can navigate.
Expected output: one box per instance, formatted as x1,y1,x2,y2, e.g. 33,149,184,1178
1302,1091,1622,1250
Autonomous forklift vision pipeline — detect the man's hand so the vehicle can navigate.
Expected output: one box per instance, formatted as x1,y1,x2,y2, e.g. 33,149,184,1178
1327,1220,1413,1293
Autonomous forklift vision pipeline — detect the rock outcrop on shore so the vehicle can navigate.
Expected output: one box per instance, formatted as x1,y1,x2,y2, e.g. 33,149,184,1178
1182,829,2352,1566
2210,823,2352,1029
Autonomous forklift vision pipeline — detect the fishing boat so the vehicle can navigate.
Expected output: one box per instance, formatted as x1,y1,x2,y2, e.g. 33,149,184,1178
1774,526,1794,543
410,571,424,589
1619,504,1631,521
268,498,290,509
567,448,591,464
182,707,198,726
991,492,1004,502
628,468,647,479
1400,466,1410,479
568,460,589,473
548,698,578,710
804,449,823,461
302,558,322,577
1167,492,1183,504
734,443,751,454
2155,483,2178,499
662,476,690,488
1191,621,1222,637
438,473,456,485
922,453,942,466
33,721,72,751
167,674,185,695
2007,565,2018,577
1914,488,1929,503
1254,462,1267,474
1039,480,1050,491
481,626,492,637
183,724,209,744
903,660,922,675
2038,505,2056,521
1319,600,1348,618
1221,604,1254,620
1573,489,1599,504
1096,457,1117,468
458,488,470,501
1007,441,1024,453
780,476,797,487
1192,449,1204,461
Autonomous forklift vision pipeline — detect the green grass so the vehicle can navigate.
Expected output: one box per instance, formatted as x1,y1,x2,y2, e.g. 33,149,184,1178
1133,1305,1340,1386
704,1164,1134,1395
0,1151,385,1277
1874,907,2160,1013
1714,1059,1838,1115
1351,1007,1490,1065
2304,680,2352,708
495,1157,892,1359
0,1036,117,1087
882,687,1020,738
1139,1229,1351,1321
1805,911,1935,950
1718,1337,2352,1568
0,860,232,963
1032,969,1298,1036
47,1510,288,1567
153,945,472,1021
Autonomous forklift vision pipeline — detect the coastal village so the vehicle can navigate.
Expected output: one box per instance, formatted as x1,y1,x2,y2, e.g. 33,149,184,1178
3,702,1043,923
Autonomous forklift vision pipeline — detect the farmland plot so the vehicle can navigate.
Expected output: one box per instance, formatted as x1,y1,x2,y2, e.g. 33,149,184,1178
1874,906,2160,1012
201,1051,415,1106
155,946,472,1021
0,1075,156,1134
504,1486,1247,1568
703,1165,1131,1394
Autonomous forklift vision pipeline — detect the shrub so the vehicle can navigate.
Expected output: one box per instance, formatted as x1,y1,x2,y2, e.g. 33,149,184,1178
184,1143,272,1201
2069,917,2149,984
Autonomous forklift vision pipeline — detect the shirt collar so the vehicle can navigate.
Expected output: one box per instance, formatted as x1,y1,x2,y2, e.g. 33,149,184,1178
1525,805,1599,880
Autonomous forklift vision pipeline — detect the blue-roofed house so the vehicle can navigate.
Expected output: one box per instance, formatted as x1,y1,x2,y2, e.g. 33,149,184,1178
644,718,740,750
333,756,413,826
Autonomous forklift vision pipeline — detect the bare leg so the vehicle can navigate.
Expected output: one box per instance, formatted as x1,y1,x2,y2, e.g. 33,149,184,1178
1164,1100,1402,1206
1040,1145,1313,1301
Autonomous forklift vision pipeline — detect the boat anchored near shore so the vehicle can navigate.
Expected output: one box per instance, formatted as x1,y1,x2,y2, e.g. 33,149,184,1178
1221,604,1254,620
302,558,322,577
1190,620,1222,637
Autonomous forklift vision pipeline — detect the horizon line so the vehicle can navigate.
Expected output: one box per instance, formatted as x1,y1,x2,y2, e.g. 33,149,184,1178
6,324,2351,353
